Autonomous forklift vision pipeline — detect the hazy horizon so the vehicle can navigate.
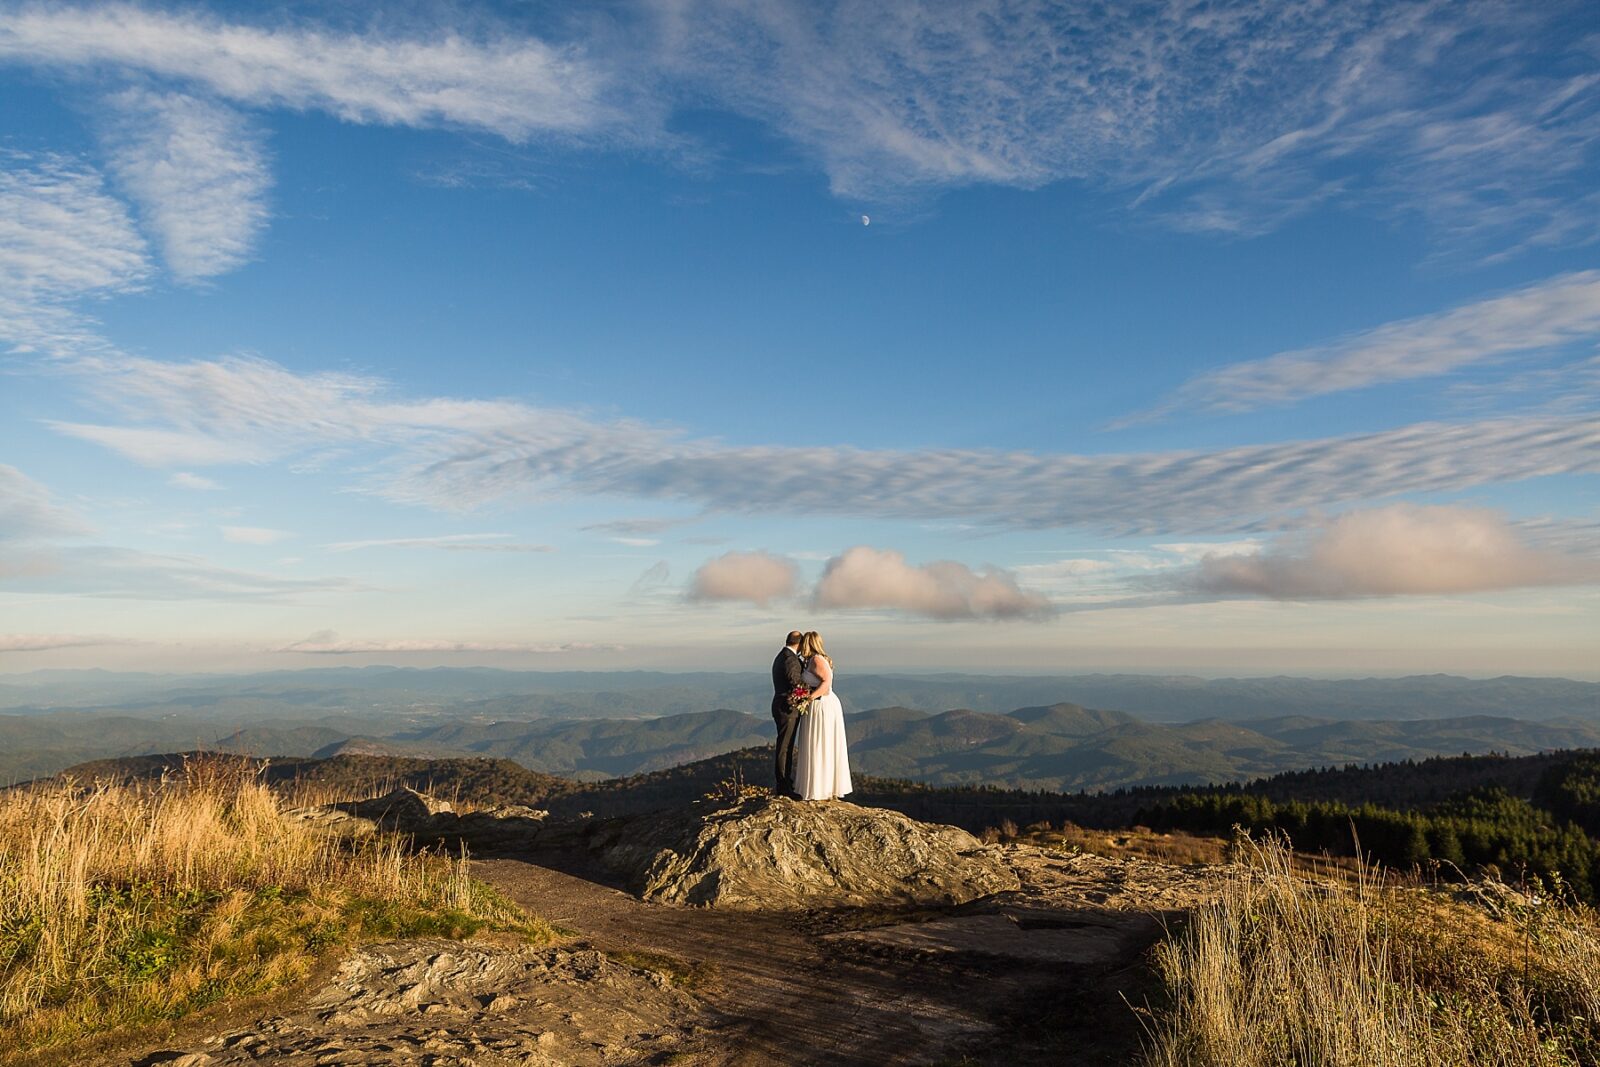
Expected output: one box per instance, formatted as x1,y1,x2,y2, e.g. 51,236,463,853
4,659,1599,685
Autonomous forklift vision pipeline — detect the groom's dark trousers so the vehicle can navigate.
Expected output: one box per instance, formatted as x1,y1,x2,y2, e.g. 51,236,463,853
770,647,805,796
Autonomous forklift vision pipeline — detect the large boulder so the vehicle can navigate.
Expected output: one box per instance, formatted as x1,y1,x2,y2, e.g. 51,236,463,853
590,795,1019,909
345,786,455,829
288,789,548,852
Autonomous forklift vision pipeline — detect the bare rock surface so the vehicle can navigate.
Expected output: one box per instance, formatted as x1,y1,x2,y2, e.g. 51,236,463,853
135,940,700,1066
345,786,456,826
589,794,1020,908
283,789,549,851
825,909,1144,965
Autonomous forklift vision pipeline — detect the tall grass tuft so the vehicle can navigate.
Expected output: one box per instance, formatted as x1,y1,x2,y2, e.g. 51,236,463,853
1143,832,1600,1066
0,756,543,1057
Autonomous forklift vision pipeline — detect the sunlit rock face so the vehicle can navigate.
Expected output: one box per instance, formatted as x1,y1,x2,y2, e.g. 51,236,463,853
590,794,1020,909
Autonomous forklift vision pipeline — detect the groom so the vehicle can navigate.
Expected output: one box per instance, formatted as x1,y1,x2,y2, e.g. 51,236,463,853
770,630,806,797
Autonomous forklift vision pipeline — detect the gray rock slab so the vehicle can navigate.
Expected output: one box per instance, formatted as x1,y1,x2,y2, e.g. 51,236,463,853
591,794,1020,909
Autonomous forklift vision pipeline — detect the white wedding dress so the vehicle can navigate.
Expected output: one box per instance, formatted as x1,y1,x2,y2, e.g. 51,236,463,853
792,659,852,800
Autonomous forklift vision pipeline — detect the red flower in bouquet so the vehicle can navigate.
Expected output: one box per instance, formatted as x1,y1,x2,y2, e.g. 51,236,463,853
788,683,814,715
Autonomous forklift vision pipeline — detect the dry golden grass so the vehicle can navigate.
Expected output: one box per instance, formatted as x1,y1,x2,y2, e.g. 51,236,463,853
998,820,1230,866
1142,833,1600,1066
0,756,545,1059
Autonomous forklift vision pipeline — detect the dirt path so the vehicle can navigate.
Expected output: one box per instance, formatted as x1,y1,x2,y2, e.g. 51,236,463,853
474,844,1201,1066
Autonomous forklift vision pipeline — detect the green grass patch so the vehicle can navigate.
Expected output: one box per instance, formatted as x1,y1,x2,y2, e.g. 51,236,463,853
0,875,549,1062
611,949,719,991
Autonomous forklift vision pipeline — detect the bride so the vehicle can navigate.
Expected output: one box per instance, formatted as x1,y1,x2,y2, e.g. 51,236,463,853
792,630,852,801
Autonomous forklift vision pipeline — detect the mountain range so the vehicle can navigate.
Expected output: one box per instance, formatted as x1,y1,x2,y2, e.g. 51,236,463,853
11,699,1600,792
2,667,1594,721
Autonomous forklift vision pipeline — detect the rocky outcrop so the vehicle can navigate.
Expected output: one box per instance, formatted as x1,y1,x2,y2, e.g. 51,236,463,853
285,787,549,852
139,939,701,1066
589,794,1019,909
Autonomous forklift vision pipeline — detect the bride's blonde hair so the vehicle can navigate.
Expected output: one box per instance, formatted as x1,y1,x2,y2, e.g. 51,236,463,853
799,631,832,665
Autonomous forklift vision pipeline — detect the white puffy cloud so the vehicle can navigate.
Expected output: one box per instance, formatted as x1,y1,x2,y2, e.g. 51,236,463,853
99,89,270,282
689,551,799,606
1181,504,1600,598
814,546,1050,620
1124,271,1600,423
278,630,616,654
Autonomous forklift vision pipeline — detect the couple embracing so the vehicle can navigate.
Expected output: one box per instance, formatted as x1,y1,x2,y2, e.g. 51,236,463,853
769,630,853,801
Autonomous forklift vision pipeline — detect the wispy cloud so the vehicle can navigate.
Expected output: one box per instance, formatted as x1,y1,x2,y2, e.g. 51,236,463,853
0,4,634,142
46,353,1600,535
0,633,125,653
0,155,150,355
656,0,1600,257
689,551,799,606
0,464,355,601
814,546,1051,620
3,3,1593,262
322,533,554,552
1,546,360,601
277,630,617,654
1121,272,1600,424
582,517,696,536
629,559,671,597
99,89,270,282
0,464,94,541
220,525,292,545
169,471,222,491
1173,503,1600,598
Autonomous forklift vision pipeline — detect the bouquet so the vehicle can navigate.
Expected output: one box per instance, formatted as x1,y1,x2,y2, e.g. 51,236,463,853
788,683,814,715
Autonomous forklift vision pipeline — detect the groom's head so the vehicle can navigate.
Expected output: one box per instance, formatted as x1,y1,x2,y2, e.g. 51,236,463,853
785,630,803,650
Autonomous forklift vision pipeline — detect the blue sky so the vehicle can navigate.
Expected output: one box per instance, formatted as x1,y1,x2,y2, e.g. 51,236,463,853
1,0,1597,676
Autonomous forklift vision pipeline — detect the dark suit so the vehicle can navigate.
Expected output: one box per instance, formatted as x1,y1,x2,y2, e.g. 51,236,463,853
770,646,805,796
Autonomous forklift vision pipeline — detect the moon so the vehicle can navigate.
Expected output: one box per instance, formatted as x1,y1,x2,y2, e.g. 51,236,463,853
861,215,871,226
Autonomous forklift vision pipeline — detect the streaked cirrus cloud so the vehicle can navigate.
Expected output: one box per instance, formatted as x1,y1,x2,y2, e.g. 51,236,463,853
220,525,293,545
0,156,150,355
0,3,633,143
1121,271,1600,424
169,471,222,491
44,352,1600,536
322,533,554,553
1,545,360,601
0,2,1594,259
0,633,126,653
98,89,271,282
0,463,94,541
659,0,1600,255
277,630,618,654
